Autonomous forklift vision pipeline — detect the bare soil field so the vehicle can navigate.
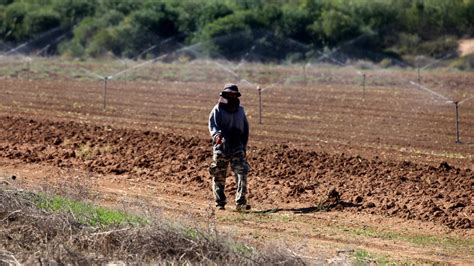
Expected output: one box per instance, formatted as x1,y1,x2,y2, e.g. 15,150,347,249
0,61,473,264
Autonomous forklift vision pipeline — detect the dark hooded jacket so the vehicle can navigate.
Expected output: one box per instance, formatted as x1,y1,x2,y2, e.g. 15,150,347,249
208,103,249,155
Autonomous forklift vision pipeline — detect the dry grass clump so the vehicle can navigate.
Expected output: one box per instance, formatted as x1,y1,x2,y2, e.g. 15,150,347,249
0,187,305,265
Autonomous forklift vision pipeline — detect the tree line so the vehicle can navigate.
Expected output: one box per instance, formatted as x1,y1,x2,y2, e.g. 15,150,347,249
1,0,473,63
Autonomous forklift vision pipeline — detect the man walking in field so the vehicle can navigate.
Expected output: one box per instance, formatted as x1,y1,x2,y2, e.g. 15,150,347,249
208,83,250,211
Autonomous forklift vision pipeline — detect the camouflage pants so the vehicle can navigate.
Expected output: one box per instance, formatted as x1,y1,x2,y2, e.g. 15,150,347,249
209,151,249,207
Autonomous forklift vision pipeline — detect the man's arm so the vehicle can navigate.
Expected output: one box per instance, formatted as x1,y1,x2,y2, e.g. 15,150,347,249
208,106,222,142
242,110,249,151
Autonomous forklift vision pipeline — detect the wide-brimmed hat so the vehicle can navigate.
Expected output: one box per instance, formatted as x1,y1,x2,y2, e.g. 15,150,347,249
220,83,241,97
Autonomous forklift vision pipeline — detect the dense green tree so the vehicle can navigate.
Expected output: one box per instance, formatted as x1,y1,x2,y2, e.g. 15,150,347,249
466,0,474,35
52,0,96,26
0,0,14,5
98,0,141,15
278,5,313,44
196,11,257,59
1,0,473,60
24,9,60,36
321,8,360,44
1,2,28,40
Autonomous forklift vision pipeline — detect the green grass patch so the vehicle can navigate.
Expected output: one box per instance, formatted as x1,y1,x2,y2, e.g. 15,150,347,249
183,227,201,240
353,249,392,265
232,243,254,257
353,249,372,264
342,226,473,253
32,192,148,227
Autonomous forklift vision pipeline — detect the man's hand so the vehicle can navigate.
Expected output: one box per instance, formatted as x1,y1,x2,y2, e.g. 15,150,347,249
214,134,223,144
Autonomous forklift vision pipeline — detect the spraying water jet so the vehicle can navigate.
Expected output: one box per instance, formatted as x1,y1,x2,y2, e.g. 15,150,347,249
409,81,472,144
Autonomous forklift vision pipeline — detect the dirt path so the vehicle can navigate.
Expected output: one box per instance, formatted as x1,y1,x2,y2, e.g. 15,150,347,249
1,161,472,264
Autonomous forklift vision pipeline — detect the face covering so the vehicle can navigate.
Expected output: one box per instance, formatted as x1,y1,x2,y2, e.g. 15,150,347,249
219,96,240,113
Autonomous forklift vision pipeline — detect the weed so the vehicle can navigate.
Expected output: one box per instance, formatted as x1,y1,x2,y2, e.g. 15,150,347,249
76,143,112,160
76,143,93,160
183,228,200,240
233,243,254,257
0,188,305,264
352,249,394,265
353,249,372,264
32,192,148,227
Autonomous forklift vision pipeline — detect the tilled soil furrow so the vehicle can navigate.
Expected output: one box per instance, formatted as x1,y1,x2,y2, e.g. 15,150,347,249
0,115,472,229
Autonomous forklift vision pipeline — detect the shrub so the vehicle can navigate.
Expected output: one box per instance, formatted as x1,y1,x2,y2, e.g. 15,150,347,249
98,0,140,15
129,3,179,38
196,11,257,59
58,39,85,58
395,33,421,55
379,58,394,68
450,54,474,70
52,0,96,26
86,28,125,57
416,36,459,57
279,5,313,44
308,4,362,48
1,2,28,41
73,17,100,46
23,9,61,36
0,0,14,5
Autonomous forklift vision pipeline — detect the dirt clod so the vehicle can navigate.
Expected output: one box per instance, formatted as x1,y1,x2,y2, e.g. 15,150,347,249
0,115,472,229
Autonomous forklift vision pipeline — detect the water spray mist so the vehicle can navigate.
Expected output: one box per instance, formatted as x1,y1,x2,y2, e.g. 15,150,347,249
410,81,472,144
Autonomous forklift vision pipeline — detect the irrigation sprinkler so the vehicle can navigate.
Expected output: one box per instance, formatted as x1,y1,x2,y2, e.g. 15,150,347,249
317,53,368,98
24,57,32,79
257,86,263,124
454,101,460,143
313,33,371,63
79,68,111,110
109,52,168,80
37,44,50,56
80,67,105,80
26,60,30,79
409,81,452,103
409,81,473,144
103,76,110,110
132,36,181,61
416,52,456,84
5,27,62,56
415,56,425,84
35,32,68,57
234,44,257,71
212,61,241,80
134,44,157,60
362,73,366,99
421,52,456,71
303,63,308,85
417,67,421,84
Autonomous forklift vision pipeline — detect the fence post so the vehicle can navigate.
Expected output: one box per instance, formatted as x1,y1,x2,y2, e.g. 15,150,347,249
258,86,262,124
26,61,31,80
362,73,366,99
303,64,307,85
103,77,108,110
455,102,460,143
417,67,421,84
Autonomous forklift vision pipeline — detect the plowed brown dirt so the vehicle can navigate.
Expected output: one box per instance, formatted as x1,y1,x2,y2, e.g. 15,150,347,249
0,71,473,263
1,116,471,229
